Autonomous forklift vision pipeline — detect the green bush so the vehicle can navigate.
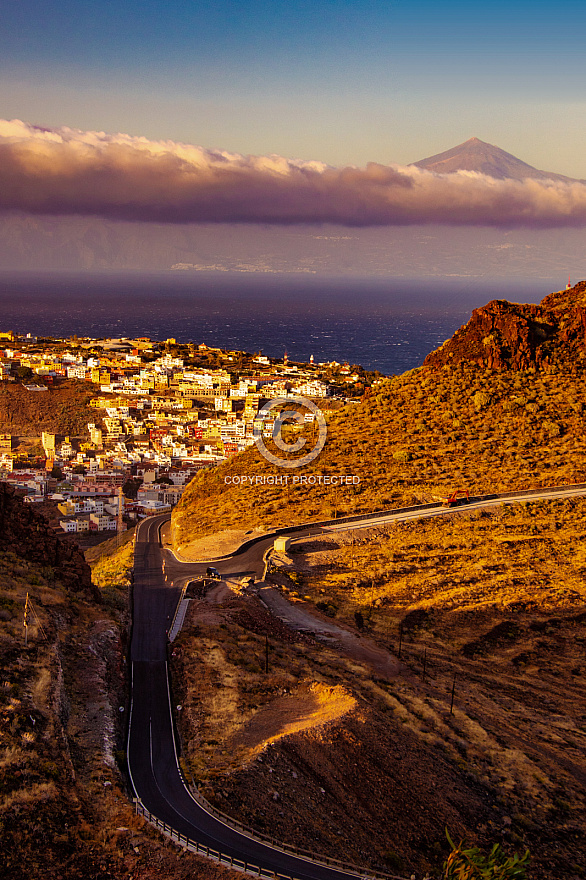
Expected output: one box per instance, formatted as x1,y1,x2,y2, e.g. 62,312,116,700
443,830,530,879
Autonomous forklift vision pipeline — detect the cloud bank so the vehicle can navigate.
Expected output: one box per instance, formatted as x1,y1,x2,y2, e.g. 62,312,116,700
3,119,586,228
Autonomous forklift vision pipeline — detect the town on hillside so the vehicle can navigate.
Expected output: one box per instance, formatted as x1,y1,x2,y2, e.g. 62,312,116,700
0,331,380,539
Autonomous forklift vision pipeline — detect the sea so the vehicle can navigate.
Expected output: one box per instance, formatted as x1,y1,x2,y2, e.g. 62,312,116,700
0,272,560,376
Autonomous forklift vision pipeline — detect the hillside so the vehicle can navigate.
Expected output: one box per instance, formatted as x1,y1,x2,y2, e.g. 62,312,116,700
172,495,586,878
172,282,586,553
0,485,231,880
0,380,98,438
169,284,586,878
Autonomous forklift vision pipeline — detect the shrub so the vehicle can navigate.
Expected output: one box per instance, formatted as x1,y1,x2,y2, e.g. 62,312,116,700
443,830,530,879
383,849,404,871
316,600,337,618
473,391,491,411
542,420,561,439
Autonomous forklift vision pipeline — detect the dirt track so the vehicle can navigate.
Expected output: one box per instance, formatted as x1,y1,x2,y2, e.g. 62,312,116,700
259,584,406,678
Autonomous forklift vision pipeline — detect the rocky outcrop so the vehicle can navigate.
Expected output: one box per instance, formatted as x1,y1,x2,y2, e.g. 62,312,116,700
0,483,98,600
424,281,586,371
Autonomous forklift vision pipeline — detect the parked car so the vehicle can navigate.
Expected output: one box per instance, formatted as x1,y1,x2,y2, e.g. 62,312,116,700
206,566,221,580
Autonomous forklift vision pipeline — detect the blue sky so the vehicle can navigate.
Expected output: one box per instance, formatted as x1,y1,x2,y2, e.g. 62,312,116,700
2,0,586,173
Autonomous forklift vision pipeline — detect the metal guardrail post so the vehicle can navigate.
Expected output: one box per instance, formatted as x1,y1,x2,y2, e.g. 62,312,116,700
168,581,189,639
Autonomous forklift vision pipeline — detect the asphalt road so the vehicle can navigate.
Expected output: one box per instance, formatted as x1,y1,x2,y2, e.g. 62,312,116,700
127,483,586,878
128,515,384,880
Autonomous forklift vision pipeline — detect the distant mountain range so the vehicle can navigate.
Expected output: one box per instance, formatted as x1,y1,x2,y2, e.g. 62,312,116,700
413,136,583,183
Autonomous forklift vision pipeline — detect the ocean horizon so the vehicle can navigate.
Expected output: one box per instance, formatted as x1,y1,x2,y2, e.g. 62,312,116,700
0,271,562,376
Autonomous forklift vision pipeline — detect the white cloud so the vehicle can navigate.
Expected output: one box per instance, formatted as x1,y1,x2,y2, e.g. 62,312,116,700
2,119,586,228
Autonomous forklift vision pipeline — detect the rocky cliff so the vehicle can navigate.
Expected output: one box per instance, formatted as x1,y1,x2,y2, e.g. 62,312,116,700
424,281,586,371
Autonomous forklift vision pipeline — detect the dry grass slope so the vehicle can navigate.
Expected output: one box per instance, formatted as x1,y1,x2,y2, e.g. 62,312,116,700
170,284,586,877
172,497,586,878
173,288,586,550
0,531,232,880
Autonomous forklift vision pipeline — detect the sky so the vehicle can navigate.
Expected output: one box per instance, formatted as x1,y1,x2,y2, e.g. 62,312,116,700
3,0,586,289
2,0,586,175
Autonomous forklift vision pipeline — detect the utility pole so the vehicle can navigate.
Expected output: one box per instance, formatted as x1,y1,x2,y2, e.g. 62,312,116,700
21,594,46,645
23,592,30,646
117,485,124,545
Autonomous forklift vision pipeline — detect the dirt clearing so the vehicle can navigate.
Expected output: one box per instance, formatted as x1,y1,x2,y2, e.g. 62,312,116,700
230,681,356,762
168,527,266,561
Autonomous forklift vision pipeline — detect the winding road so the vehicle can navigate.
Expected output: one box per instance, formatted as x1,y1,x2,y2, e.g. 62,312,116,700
127,483,586,878
128,515,380,880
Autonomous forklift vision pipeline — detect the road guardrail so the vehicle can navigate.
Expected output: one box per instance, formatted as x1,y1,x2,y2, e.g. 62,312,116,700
135,798,409,880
